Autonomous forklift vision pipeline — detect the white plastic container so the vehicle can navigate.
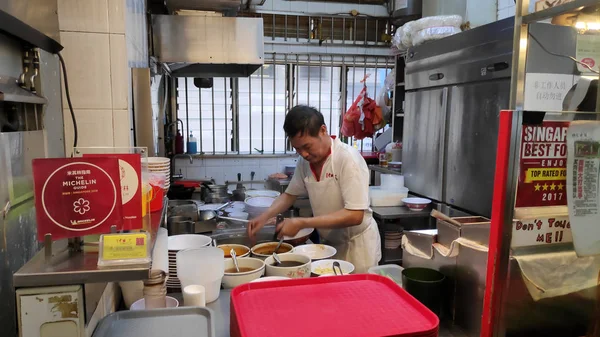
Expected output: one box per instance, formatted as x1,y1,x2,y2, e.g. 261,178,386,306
176,248,224,303
380,174,404,190
369,186,409,207
368,264,404,286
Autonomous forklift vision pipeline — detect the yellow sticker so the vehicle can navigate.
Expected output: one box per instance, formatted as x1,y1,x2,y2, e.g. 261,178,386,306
102,233,148,261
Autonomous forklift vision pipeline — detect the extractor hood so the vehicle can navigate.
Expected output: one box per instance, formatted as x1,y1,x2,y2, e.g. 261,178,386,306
151,15,264,78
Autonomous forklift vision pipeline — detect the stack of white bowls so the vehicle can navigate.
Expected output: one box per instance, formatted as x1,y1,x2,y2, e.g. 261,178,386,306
177,247,224,303
244,196,276,219
167,234,212,289
143,157,171,191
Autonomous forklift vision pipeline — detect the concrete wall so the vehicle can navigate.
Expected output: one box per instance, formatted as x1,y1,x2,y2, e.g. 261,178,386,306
57,0,133,155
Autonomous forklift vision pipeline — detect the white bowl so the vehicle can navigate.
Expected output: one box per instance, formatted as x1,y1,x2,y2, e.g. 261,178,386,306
246,190,281,198
283,227,315,246
311,259,355,276
402,197,432,211
217,244,250,258
251,242,294,260
222,257,266,288
130,296,179,310
228,211,249,220
176,248,224,303
143,157,170,164
168,234,212,251
264,253,311,279
250,276,291,283
292,244,337,260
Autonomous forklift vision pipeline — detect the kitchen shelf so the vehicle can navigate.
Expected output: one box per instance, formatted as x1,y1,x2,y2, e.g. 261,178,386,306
522,0,599,24
372,206,431,220
13,199,168,288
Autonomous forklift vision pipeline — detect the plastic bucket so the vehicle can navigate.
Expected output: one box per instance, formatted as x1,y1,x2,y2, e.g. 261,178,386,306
402,267,445,316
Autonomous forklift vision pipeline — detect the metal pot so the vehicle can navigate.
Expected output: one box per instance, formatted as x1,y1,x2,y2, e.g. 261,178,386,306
201,184,228,202
205,193,231,204
168,200,195,208
166,216,195,235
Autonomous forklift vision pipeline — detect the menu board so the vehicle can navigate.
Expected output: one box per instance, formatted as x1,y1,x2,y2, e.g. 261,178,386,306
83,153,142,230
515,121,570,208
33,158,123,241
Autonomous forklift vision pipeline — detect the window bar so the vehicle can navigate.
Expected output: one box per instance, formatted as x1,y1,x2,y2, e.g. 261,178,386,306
375,19,378,44
285,54,292,153
351,56,356,147
272,62,276,154
318,55,322,112
353,17,357,45
331,17,334,44
185,78,190,152
364,18,367,46
342,18,345,43
361,57,367,153
307,55,311,105
373,58,379,152
199,84,203,153
295,54,300,106
284,15,288,41
329,55,334,134
296,16,299,42
340,64,348,137
233,78,239,154
249,74,252,154
261,65,264,153
272,14,275,41
211,83,216,155
224,78,228,155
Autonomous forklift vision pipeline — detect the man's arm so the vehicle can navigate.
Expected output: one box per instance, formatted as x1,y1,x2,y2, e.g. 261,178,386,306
258,192,298,221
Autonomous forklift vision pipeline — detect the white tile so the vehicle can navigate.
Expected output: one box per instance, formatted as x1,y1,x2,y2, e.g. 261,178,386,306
174,158,191,168
60,32,112,109
205,167,224,184
63,109,114,154
110,34,129,110
204,158,224,167
112,109,132,147
189,158,204,167
258,158,278,167
258,165,277,180
108,0,126,34
58,0,109,33
243,158,260,166
186,167,207,179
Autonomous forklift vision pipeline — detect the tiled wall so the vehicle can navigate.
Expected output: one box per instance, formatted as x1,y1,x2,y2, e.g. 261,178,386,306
174,156,299,185
497,0,516,19
57,0,133,155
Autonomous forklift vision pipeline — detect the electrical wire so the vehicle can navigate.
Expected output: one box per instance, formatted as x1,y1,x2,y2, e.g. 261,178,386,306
528,31,600,74
57,52,78,149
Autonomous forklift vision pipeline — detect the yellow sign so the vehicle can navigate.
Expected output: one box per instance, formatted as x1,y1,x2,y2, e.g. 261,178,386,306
525,168,567,183
102,233,148,261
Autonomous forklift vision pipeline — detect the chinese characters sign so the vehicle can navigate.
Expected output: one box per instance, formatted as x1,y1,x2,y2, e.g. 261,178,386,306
33,158,123,241
511,216,572,248
101,233,148,261
515,121,570,208
524,73,574,112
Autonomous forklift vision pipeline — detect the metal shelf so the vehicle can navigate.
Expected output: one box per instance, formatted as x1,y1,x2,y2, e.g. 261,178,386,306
13,199,168,288
522,0,599,24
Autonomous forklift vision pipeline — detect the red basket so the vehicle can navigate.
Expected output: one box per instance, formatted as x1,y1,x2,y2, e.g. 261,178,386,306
230,274,439,337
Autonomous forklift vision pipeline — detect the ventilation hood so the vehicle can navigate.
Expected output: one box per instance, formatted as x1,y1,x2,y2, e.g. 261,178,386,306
152,15,264,78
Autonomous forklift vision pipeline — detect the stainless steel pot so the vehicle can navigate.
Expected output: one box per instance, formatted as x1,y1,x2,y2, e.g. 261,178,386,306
167,220,195,235
201,184,228,200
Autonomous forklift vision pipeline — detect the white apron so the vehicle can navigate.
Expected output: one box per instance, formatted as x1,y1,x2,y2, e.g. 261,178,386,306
304,141,381,273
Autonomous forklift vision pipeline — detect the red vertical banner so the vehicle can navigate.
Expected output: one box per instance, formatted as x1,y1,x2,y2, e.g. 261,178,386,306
33,158,123,241
83,153,143,230
515,121,570,207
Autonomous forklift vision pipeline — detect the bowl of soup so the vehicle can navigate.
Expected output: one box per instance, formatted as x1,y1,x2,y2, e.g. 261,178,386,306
222,257,266,289
264,253,311,279
251,242,294,260
218,244,250,258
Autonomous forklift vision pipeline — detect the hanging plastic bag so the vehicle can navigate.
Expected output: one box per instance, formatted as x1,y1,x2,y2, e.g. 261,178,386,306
341,86,367,137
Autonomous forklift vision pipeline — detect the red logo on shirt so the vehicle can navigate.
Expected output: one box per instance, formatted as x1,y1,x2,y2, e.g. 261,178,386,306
325,173,334,178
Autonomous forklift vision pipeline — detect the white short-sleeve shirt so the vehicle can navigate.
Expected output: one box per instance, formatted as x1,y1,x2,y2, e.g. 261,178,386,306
285,138,371,212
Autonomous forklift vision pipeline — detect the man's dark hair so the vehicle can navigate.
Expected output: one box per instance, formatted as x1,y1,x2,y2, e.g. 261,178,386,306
283,105,325,138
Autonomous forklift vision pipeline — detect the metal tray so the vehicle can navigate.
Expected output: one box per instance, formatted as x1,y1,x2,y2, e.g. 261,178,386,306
92,307,216,337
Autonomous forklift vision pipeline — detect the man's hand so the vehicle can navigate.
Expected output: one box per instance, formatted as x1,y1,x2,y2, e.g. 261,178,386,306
247,215,276,238
276,218,306,239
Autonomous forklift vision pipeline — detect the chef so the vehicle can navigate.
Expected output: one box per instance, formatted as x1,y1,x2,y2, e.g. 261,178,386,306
248,105,381,273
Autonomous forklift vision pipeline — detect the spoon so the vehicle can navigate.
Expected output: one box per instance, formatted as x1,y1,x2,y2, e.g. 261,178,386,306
332,261,343,276
272,252,282,266
230,248,240,272
274,236,284,254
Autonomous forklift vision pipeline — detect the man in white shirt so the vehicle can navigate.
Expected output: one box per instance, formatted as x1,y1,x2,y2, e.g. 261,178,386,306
248,105,381,273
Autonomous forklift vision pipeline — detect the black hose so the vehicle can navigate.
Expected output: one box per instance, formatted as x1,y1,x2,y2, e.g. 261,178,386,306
57,52,78,149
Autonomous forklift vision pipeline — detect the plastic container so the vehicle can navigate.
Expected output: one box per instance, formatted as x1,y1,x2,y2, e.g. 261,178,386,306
368,264,404,286
402,267,445,317
230,274,439,337
381,174,404,189
176,248,224,303
370,186,409,207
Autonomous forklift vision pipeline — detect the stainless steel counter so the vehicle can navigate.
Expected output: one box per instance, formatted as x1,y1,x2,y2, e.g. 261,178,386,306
368,165,403,175
371,206,430,220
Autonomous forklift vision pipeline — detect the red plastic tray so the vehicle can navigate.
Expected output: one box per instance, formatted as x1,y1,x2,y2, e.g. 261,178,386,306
230,274,439,337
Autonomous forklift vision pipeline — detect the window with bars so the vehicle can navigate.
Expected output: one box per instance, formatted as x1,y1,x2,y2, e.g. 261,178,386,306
176,54,393,155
